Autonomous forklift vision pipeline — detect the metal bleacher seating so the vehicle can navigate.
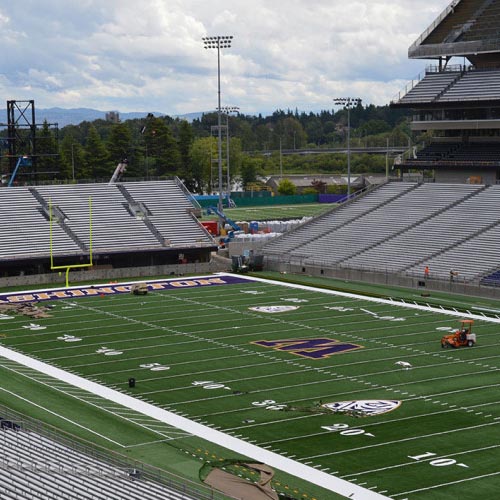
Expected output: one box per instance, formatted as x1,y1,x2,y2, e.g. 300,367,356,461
0,187,81,260
412,142,500,164
36,184,162,252
399,71,461,104
0,424,202,500
343,184,496,273
122,180,213,247
0,180,213,262
262,182,500,284
289,183,480,265
396,68,500,106
262,182,415,257
437,68,500,102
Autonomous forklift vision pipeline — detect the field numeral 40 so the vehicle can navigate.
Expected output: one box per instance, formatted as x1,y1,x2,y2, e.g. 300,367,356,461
409,451,469,468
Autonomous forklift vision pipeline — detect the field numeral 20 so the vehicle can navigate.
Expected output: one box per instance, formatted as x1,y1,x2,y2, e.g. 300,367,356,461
408,451,469,468
321,423,375,437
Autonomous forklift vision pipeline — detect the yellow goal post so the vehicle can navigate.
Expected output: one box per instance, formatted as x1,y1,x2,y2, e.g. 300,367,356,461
49,197,93,287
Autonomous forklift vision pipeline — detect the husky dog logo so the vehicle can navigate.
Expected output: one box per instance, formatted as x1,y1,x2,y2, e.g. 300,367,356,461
322,400,402,417
253,338,362,359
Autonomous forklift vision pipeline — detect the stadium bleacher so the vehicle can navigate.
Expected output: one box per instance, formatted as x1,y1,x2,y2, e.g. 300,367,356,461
0,180,215,274
261,181,500,284
410,142,500,164
0,424,203,500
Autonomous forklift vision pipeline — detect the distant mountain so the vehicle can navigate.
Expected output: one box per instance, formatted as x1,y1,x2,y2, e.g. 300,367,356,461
0,107,206,128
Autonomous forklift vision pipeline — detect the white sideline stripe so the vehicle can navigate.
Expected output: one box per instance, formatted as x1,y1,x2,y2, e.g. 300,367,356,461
0,346,389,500
226,273,500,324
0,386,125,447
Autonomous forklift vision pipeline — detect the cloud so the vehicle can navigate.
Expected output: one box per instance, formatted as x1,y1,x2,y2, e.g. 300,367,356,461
0,0,451,114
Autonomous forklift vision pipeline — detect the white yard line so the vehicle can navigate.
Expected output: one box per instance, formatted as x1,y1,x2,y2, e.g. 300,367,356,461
391,470,500,497
0,386,125,447
227,273,500,324
2,273,500,499
0,345,389,500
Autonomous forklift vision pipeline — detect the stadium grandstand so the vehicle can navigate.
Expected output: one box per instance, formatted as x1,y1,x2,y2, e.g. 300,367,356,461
260,0,500,296
391,0,500,184
0,407,216,500
0,179,217,284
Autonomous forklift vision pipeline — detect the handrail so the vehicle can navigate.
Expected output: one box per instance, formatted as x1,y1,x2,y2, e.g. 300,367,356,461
409,0,461,52
0,403,225,500
174,176,202,210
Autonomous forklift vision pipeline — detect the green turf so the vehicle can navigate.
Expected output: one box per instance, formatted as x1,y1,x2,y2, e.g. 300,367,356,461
0,274,499,499
199,203,335,222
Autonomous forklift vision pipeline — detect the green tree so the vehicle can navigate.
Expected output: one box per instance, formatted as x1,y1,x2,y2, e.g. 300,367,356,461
36,121,59,180
85,125,112,179
277,178,297,195
239,156,262,189
189,137,215,193
107,123,132,164
59,134,87,180
143,117,181,176
178,120,195,190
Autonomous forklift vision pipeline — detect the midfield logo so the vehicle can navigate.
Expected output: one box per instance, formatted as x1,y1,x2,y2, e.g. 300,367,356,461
252,338,363,359
249,306,300,313
322,400,402,417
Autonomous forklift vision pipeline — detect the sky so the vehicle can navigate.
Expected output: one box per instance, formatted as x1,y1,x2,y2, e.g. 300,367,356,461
0,0,452,116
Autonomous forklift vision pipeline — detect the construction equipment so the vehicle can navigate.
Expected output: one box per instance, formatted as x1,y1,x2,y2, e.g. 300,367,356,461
8,156,32,186
206,206,241,231
441,319,476,348
231,253,264,273
109,159,128,184
130,283,148,295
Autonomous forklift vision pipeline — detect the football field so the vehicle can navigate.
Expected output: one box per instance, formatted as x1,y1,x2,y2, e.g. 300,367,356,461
0,273,499,499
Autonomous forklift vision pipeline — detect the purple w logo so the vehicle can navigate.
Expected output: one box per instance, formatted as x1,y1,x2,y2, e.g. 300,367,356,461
253,338,362,359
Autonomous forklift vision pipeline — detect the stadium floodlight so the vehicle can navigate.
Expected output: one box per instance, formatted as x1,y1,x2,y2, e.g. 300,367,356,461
333,97,362,198
202,36,233,228
219,106,240,205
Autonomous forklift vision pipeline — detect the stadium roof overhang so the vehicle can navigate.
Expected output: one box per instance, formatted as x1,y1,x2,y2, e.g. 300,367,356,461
395,161,500,171
411,119,500,131
408,40,500,60
391,99,500,110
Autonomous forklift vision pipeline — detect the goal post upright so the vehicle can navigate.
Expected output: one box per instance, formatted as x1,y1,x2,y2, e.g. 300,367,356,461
49,196,93,287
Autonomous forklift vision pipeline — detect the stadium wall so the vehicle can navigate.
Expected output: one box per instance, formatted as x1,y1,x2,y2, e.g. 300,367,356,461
0,261,223,288
434,167,498,184
263,258,500,300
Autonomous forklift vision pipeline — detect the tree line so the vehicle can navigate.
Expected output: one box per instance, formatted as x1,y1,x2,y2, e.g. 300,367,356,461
1,105,414,192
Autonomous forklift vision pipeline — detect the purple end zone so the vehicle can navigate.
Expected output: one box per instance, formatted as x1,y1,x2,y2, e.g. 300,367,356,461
0,274,255,304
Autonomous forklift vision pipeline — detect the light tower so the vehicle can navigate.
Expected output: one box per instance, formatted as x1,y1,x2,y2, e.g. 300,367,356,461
220,105,239,205
333,97,362,198
202,35,233,227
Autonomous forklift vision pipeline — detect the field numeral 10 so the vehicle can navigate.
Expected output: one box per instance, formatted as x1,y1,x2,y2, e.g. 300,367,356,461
408,451,469,468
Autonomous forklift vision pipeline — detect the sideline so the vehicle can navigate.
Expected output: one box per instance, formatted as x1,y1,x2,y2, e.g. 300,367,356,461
3,271,496,499
232,273,500,324
0,346,389,500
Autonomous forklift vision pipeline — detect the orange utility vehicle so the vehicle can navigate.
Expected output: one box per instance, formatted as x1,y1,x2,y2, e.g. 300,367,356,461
441,319,476,348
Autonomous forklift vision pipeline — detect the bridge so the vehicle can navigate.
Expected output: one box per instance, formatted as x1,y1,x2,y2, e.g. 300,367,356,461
246,146,408,156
